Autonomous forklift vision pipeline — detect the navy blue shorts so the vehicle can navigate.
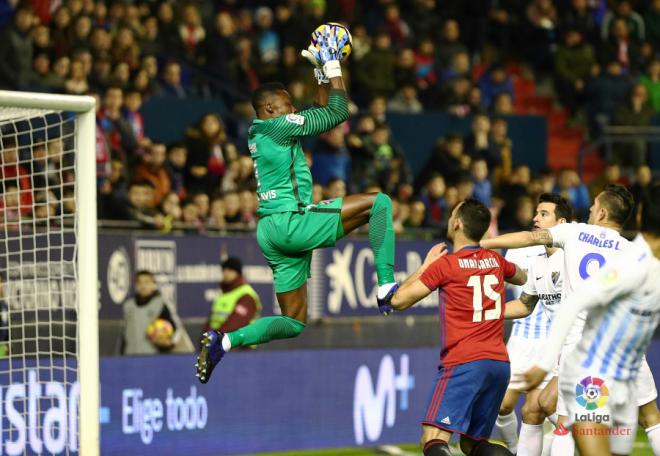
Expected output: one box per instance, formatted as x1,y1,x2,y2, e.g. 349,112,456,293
422,359,510,440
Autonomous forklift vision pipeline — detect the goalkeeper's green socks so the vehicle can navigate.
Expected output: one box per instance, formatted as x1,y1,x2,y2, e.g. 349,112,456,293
369,192,396,286
225,316,305,349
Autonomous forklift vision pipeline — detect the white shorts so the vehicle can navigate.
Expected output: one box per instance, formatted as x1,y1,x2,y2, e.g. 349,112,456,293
559,370,638,455
636,355,658,406
507,335,555,391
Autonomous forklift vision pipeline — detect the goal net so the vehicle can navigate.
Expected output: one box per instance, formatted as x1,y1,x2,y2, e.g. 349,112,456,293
0,92,98,456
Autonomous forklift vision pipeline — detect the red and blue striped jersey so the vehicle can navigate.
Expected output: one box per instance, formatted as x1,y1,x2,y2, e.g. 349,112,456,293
420,246,516,367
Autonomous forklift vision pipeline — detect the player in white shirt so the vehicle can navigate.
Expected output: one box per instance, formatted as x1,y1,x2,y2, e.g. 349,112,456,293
495,194,571,455
524,186,660,456
481,184,660,456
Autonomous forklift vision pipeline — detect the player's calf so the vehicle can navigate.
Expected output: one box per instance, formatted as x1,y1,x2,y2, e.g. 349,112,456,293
463,439,514,455
422,439,452,456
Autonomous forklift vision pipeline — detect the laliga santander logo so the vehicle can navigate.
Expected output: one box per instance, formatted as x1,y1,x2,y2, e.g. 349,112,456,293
575,376,609,411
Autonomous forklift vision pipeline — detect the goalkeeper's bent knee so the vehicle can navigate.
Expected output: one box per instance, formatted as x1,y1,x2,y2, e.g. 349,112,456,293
279,316,306,339
371,192,392,214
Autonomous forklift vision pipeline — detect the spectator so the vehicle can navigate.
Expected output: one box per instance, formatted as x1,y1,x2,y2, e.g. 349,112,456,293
435,19,468,69
554,29,596,115
0,5,33,89
477,64,514,110
161,192,182,223
498,164,531,226
525,0,558,70
456,174,476,201
230,36,260,96
254,6,280,80
312,183,324,204
599,18,642,73
0,137,32,214
388,83,424,114
89,57,111,92
601,0,645,43
414,37,437,92
440,51,471,85
324,178,347,200
223,190,243,228
141,16,162,58
156,61,189,98
382,3,410,47
442,76,474,117
493,92,514,115
118,270,187,355
206,257,261,334
32,24,53,57
120,180,164,228
561,0,599,45
640,59,660,112
645,0,660,49
394,48,417,88
178,3,205,62
586,60,631,136
99,158,129,219
185,113,237,193
464,113,501,171
65,60,89,95
192,192,210,221
311,124,351,186
367,96,387,124
277,46,308,86
208,195,226,229
471,159,492,207
97,86,138,169
629,164,653,204
613,83,654,169
404,200,427,228
348,23,371,62
239,189,257,229
554,168,591,218
364,123,413,194
72,15,92,52
418,134,470,188
156,2,180,56
181,198,203,231
89,27,111,60
165,142,188,198
134,143,171,206
588,163,624,200
111,26,140,70
51,5,72,57
110,62,131,90
355,31,396,101
419,173,447,229
509,195,535,231
29,53,64,91
122,90,144,142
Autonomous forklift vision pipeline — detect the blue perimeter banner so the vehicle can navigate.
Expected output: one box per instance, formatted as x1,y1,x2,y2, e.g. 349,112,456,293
98,233,439,320
2,343,660,455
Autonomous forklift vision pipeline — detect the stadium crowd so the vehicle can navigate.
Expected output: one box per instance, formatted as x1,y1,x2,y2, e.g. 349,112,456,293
0,0,659,234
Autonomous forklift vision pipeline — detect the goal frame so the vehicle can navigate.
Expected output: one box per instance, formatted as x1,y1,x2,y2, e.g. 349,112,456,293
0,90,99,456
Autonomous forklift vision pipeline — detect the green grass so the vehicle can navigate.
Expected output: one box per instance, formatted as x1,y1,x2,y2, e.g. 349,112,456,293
252,428,653,455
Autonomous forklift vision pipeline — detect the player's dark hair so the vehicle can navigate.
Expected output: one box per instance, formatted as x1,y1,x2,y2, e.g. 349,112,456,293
251,82,287,111
456,198,491,242
538,193,573,222
640,184,660,236
599,184,634,226
135,270,155,280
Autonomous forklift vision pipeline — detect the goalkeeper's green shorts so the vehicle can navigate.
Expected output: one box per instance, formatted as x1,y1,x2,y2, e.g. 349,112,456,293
257,198,343,293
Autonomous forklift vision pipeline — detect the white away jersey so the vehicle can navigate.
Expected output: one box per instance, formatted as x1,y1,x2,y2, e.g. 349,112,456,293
505,245,550,339
548,222,630,301
540,235,660,381
522,249,564,325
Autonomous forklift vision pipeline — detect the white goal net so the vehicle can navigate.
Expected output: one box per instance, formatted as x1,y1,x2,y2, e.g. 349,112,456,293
0,92,98,456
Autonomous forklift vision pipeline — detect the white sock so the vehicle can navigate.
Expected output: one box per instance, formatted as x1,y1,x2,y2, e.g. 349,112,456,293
495,411,519,453
550,426,574,456
377,283,397,299
518,423,544,456
221,335,231,352
547,413,558,426
646,423,660,455
541,430,554,456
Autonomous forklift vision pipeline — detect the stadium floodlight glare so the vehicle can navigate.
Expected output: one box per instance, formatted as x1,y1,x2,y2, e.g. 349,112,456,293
0,91,98,456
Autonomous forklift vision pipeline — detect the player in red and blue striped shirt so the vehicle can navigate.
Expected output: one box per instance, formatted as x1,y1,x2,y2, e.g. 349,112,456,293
387,199,527,456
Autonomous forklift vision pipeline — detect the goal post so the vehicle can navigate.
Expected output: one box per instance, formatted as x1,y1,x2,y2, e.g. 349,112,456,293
0,91,98,456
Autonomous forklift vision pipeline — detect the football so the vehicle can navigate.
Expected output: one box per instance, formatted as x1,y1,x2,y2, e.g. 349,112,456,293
311,22,352,60
147,318,174,347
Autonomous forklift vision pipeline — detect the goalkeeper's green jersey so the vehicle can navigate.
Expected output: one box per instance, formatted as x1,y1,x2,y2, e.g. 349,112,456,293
248,89,349,216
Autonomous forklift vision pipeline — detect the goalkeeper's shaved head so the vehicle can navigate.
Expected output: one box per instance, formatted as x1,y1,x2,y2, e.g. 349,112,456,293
252,82,290,118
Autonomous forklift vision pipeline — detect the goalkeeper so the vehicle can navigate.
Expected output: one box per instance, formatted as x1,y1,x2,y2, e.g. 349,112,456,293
196,25,398,383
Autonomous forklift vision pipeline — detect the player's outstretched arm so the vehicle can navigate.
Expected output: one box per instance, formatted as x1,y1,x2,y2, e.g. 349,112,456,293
505,264,527,286
391,243,447,311
480,229,554,250
504,292,539,319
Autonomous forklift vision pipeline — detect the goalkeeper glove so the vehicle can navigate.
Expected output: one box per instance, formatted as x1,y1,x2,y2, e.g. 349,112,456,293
301,45,329,85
